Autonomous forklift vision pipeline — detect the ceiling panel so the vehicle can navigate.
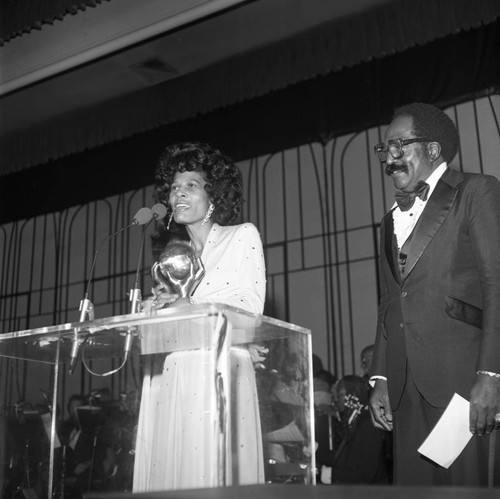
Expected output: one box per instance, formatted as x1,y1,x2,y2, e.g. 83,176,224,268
0,0,390,134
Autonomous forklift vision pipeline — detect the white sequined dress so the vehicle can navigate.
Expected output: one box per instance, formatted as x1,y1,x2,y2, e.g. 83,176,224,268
133,223,266,492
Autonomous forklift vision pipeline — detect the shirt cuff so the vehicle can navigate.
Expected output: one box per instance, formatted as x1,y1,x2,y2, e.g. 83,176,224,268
477,370,500,378
369,375,387,387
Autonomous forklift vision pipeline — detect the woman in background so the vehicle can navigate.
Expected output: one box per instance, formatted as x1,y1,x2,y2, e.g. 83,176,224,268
133,142,267,492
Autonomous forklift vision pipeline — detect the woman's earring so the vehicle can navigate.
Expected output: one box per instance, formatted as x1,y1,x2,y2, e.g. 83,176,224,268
202,203,215,226
166,212,174,230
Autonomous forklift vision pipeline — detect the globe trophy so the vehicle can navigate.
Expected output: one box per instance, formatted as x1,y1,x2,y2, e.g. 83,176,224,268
151,240,205,298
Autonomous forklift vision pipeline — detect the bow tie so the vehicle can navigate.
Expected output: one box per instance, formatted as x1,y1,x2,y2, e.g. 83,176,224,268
395,181,430,212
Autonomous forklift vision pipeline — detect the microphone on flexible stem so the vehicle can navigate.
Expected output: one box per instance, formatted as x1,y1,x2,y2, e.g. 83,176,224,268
128,222,152,315
125,203,168,357
129,204,167,314
152,202,168,222
69,206,153,374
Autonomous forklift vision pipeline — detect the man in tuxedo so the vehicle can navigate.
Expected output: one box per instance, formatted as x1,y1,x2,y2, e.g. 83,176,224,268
369,102,500,486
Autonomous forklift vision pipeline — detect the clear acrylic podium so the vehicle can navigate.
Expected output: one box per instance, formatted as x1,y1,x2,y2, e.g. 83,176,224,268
0,304,315,498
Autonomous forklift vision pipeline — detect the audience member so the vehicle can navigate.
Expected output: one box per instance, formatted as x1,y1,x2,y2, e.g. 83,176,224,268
313,365,343,484
59,394,115,497
318,375,389,485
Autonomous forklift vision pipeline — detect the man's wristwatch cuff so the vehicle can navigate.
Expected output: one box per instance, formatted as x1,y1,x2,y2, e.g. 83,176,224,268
477,370,500,378
369,375,387,388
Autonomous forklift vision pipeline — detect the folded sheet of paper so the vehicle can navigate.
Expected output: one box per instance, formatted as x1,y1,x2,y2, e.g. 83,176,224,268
418,393,472,469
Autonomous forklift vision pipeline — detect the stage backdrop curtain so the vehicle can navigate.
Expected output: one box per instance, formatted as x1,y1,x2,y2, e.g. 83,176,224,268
1,0,499,176
0,0,109,45
0,18,499,226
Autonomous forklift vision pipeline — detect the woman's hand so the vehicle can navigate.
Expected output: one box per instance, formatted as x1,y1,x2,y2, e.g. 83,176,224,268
141,284,179,312
170,297,191,307
248,344,269,369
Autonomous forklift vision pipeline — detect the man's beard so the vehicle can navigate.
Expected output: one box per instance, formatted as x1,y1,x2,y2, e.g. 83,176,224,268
385,163,408,176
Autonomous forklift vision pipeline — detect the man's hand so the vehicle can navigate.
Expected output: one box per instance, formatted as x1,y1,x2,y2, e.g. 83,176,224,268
469,374,500,435
369,379,393,431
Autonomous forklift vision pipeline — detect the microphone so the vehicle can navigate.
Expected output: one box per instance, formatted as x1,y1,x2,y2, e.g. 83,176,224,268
151,203,167,221
125,203,168,358
129,221,152,315
79,206,153,320
70,206,153,374
132,207,155,225
129,203,167,313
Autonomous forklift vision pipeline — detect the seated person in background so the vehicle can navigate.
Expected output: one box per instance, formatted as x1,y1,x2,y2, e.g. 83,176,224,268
314,366,337,399
318,375,389,485
312,354,325,378
259,352,309,465
60,394,115,497
312,354,337,418
313,367,346,483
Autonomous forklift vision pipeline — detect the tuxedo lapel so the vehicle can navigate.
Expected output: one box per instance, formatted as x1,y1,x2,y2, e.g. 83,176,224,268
401,169,463,282
383,210,401,283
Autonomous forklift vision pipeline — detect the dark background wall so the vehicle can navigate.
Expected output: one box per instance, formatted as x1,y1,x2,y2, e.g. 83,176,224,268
1,17,499,225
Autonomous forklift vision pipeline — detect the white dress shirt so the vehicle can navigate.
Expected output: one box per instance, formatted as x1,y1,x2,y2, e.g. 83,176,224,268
372,162,500,382
371,163,447,386
392,162,447,249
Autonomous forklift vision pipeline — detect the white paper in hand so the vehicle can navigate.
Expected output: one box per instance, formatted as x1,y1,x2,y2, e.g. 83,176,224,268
418,393,472,468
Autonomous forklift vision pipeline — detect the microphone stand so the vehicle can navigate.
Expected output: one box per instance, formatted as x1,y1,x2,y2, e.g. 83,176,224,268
70,228,127,375
129,222,148,315
79,295,95,322
129,203,167,314
129,210,160,313
70,207,153,374
126,215,155,361
126,204,166,359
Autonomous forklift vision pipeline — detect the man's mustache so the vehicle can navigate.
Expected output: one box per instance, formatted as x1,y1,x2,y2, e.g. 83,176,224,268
385,163,408,175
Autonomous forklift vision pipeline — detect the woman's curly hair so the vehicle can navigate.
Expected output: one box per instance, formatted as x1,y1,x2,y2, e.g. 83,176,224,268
154,142,243,230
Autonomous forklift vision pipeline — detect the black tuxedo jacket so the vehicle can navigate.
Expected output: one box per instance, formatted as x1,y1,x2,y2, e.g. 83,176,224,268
372,168,500,409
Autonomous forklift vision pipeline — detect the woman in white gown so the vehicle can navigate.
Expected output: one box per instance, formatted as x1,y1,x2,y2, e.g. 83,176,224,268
133,142,267,492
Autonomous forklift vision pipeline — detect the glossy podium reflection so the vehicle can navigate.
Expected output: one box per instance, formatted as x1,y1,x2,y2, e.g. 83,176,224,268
0,305,314,497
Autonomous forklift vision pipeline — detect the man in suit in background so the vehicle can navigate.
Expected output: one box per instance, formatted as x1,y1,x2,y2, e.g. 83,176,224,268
369,102,500,486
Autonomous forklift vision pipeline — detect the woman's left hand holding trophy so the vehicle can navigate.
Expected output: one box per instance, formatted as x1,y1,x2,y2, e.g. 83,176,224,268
142,241,205,312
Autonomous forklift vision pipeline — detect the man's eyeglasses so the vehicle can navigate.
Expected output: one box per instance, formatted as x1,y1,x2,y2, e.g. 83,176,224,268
374,138,431,163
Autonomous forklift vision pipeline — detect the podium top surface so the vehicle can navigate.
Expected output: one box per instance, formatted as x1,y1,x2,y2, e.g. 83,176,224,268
0,303,311,364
